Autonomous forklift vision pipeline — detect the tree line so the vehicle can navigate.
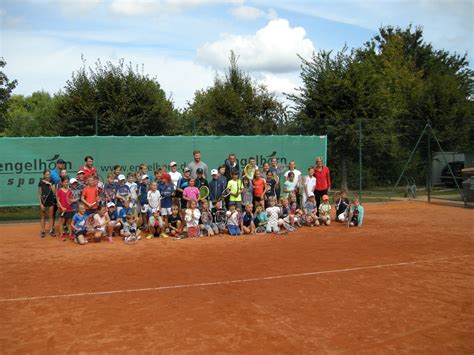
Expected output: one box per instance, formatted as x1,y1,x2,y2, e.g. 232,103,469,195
1,26,473,189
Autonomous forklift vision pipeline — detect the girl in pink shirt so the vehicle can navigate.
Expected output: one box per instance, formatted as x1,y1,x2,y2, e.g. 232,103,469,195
183,178,200,207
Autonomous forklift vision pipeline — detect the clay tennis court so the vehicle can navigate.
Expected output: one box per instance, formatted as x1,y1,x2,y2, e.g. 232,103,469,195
0,201,472,353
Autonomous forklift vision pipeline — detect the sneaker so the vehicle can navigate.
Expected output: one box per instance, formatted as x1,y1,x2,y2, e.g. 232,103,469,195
136,235,141,241
40,231,46,238
49,229,56,237
108,237,114,243
69,234,75,240
146,234,154,240
61,234,66,241
159,232,169,239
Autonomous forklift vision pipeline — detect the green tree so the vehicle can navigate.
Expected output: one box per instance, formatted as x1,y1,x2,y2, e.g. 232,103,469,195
185,52,285,135
0,58,18,133
57,58,177,136
5,91,62,136
290,26,473,189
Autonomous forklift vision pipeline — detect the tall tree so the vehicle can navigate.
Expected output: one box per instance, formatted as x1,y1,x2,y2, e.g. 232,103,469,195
185,52,285,135
0,58,18,133
57,58,177,136
5,91,61,136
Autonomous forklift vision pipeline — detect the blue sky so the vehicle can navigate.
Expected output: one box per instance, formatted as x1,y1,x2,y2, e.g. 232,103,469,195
1,0,472,108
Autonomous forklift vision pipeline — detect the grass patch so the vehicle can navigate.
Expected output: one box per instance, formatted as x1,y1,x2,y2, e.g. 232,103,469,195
0,206,41,222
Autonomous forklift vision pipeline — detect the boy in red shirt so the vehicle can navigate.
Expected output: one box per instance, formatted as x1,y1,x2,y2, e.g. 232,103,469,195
313,157,331,212
81,176,99,215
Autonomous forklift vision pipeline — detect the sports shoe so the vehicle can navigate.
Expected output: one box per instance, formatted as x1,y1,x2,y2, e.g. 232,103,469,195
108,237,114,243
49,229,56,237
136,235,141,240
69,234,75,240
146,234,154,240
40,231,46,238
159,232,169,239
61,234,66,241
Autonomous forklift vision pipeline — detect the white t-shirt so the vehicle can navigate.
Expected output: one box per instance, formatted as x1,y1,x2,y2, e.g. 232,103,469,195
284,169,302,186
303,176,316,197
169,171,182,189
266,206,280,224
94,213,108,231
147,190,161,210
228,210,240,226
185,208,200,227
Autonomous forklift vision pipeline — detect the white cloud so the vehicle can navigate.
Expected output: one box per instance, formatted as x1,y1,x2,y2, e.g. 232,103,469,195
230,5,277,21
197,18,315,73
110,0,244,16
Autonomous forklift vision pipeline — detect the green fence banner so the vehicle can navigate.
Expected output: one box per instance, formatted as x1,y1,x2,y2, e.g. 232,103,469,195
0,135,327,207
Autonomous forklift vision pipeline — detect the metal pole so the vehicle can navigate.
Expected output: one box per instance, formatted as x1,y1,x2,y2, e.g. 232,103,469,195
427,123,431,202
359,117,362,201
95,113,98,136
390,125,428,198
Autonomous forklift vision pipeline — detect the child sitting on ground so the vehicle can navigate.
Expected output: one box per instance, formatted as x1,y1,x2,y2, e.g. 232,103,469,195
168,205,183,237
318,194,332,226
254,204,268,234
226,204,242,236
303,195,319,226
242,203,255,234
348,198,364,227
335,190,350,222
185,200,201,237
121,213,140,244
265,197,281,233
147,209,164,239
200,200,219,236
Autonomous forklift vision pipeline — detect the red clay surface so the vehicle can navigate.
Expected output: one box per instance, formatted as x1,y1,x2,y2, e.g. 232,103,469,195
0,201,473,353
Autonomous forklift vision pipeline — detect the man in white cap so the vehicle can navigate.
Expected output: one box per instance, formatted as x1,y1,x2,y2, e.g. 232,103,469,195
208,168,225,209
169,161,182,189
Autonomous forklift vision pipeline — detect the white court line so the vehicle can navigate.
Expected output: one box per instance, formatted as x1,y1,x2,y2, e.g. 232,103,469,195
0,254,470,303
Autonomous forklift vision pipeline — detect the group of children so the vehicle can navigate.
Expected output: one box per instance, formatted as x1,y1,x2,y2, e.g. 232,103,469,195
38,160,365,245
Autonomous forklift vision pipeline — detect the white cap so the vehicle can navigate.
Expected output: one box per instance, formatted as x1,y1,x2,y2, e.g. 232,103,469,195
141,174,149,180
107,202,115,208
118,174,126,180
70,178,78,184
211,169,218,175
170,161,177,167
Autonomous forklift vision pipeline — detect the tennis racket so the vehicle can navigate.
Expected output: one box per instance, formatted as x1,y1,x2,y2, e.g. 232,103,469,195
60,190,73,217
85,214,97,233
105,184,116,203
243,164,256,180
220,188,231,199
39,180,53,208
199,186,209,201
347,203,353,228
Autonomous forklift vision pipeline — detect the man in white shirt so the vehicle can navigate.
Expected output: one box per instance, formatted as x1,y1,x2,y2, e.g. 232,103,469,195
168,161,182,189
187,150,208,179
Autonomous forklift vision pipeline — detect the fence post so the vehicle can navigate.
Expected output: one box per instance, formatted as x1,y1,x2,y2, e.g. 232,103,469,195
427,123,431,202
359,117,362,201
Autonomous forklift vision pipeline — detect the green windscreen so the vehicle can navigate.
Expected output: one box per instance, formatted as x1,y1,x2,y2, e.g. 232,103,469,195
0,135,327,206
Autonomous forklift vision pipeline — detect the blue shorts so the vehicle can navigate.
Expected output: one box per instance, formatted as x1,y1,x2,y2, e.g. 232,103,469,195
61,211,74,219
228,225,241,236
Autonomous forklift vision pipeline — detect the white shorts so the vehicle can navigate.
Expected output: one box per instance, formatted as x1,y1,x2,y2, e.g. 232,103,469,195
140,204,150,214
337,213,347,221
161,207,171,216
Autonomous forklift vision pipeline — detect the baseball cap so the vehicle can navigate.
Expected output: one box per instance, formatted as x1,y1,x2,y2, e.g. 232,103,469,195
141,174,149,180
77,170,85,175
169,161,177,167
211,169,218,175
70,178,78,184
196,168,204,174
57,159,65,164
118,174,126,181
107,202,115,208
184,167,191,173
322,194,329,201
161,173,171,181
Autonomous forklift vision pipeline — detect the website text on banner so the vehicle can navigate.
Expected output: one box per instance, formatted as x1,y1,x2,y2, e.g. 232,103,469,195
0,136,327,207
